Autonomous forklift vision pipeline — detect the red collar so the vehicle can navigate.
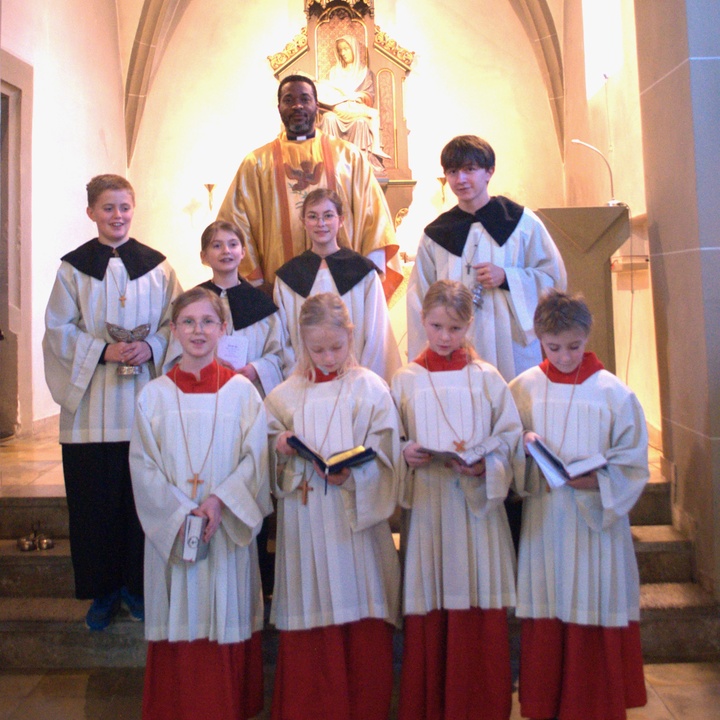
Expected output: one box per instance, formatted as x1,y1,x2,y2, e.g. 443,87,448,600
540,352,604,384
413,347,471,371
168,360,234,392
308,368,340,384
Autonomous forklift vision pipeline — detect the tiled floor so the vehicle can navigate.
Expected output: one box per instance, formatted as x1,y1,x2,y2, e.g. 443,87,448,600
2,663,720,719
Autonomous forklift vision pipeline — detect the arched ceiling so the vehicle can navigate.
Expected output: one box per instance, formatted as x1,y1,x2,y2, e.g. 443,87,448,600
124,0,564,164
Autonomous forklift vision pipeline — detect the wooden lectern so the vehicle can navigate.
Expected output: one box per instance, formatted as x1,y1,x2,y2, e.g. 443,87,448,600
535,206,630,373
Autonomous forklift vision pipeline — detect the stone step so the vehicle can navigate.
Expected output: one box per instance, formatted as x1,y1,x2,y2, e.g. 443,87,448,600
0,597,146,668
630,477,672,526
0,539,75,597
640,582,720,663
633,525,694,584
0,492,69,540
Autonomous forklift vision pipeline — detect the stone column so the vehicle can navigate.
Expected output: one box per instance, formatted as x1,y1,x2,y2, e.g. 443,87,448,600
634,0,720,596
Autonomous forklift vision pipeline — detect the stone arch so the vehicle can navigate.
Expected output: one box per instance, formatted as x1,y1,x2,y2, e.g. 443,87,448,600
509,0,565,157
124,0,565,163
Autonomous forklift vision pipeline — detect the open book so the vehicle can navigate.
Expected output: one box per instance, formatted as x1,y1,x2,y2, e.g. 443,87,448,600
418,436,502,469
288,435,377,476
527,438,607,489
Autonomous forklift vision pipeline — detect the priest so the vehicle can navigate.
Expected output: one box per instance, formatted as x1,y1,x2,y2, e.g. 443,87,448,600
217,75,401,299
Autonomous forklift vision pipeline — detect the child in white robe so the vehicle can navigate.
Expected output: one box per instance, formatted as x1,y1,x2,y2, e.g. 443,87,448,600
130,287,271,720
164,220,287,398
42,174,182,631
406,135,566,382
273,188,401,383
264,292,402,720
509,289,649,720
392,279,522,720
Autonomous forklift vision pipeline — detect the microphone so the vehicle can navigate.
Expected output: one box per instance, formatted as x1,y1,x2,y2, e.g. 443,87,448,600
571,139,622,206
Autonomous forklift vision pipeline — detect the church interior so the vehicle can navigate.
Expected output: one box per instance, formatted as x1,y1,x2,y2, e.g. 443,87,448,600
1,0,719,717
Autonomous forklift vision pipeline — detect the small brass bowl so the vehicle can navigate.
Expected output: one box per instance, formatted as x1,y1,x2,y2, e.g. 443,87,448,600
36,534,55,550
17,535,37,551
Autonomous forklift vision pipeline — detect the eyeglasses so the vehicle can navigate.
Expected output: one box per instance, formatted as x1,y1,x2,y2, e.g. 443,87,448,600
305,212,339,224
176,318,223,333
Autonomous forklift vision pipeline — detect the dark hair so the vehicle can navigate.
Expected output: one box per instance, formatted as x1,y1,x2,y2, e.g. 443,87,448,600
200,220,246,253
86,174,135,207
440,135,495,172
171,287,227,325
277,74,318,103
301,188,344,218
533,289,593,337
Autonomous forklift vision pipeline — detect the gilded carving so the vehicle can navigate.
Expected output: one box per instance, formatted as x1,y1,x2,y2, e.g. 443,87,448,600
268,27,309,74
374,26,415,70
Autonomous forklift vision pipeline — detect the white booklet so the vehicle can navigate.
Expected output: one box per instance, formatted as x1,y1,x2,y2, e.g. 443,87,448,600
527,438,606,489
182,514,209,562
217,334,249,371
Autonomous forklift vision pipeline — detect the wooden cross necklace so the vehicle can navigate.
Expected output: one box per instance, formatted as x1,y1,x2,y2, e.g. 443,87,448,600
424,355,478,453
107,257,128,308
175,364,221,500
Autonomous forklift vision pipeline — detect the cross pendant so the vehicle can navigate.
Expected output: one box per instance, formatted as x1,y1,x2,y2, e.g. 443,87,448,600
119,295,127,308
300,478,313,505
188,473,204,500
453,440,467,452
465,262,472,274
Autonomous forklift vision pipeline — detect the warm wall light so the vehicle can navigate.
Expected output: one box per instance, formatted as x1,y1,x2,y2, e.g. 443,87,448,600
204,183,216,211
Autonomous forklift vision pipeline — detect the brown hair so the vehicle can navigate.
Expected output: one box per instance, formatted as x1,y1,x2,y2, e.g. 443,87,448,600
86,174,135,207
440,135,495,172
533,289,593,337
200,220,246,253
301,188,344,218
170,287,227,326
296,293,357,377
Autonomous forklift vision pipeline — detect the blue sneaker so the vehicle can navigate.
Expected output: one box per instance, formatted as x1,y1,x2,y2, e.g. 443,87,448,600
121,586,144,622
85,591,121,631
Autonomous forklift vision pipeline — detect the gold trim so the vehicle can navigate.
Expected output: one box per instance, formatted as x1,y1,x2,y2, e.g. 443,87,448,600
374,25,415,70
268,28,309,75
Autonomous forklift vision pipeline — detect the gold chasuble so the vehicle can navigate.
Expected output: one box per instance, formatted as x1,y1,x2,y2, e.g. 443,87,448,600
218,130,401,297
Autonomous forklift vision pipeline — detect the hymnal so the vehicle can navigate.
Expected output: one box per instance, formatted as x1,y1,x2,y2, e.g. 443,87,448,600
417,436,501,468
526,439,607,489
182,514,210,562
217,334,249,370
287,435,377,476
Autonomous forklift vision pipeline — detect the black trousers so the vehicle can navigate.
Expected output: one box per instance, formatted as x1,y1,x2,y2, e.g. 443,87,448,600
61,442,144,599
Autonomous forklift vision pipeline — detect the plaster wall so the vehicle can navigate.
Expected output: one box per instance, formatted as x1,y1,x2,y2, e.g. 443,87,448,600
561,0,661,434
126,0,565,290
1,0,128,424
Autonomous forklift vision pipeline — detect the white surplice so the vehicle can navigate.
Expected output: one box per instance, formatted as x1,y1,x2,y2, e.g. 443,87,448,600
273,266,401,383
509,367,649,626
129,374,272,643
264,367,402,631
407,209,566,380
43,256,181,443
391,359,521,615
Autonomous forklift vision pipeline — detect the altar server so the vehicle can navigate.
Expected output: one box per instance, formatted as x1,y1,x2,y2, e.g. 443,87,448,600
509,289,648,720
265,292,402,720
273,188,401,383
130,287,271,720
392,279,522,720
